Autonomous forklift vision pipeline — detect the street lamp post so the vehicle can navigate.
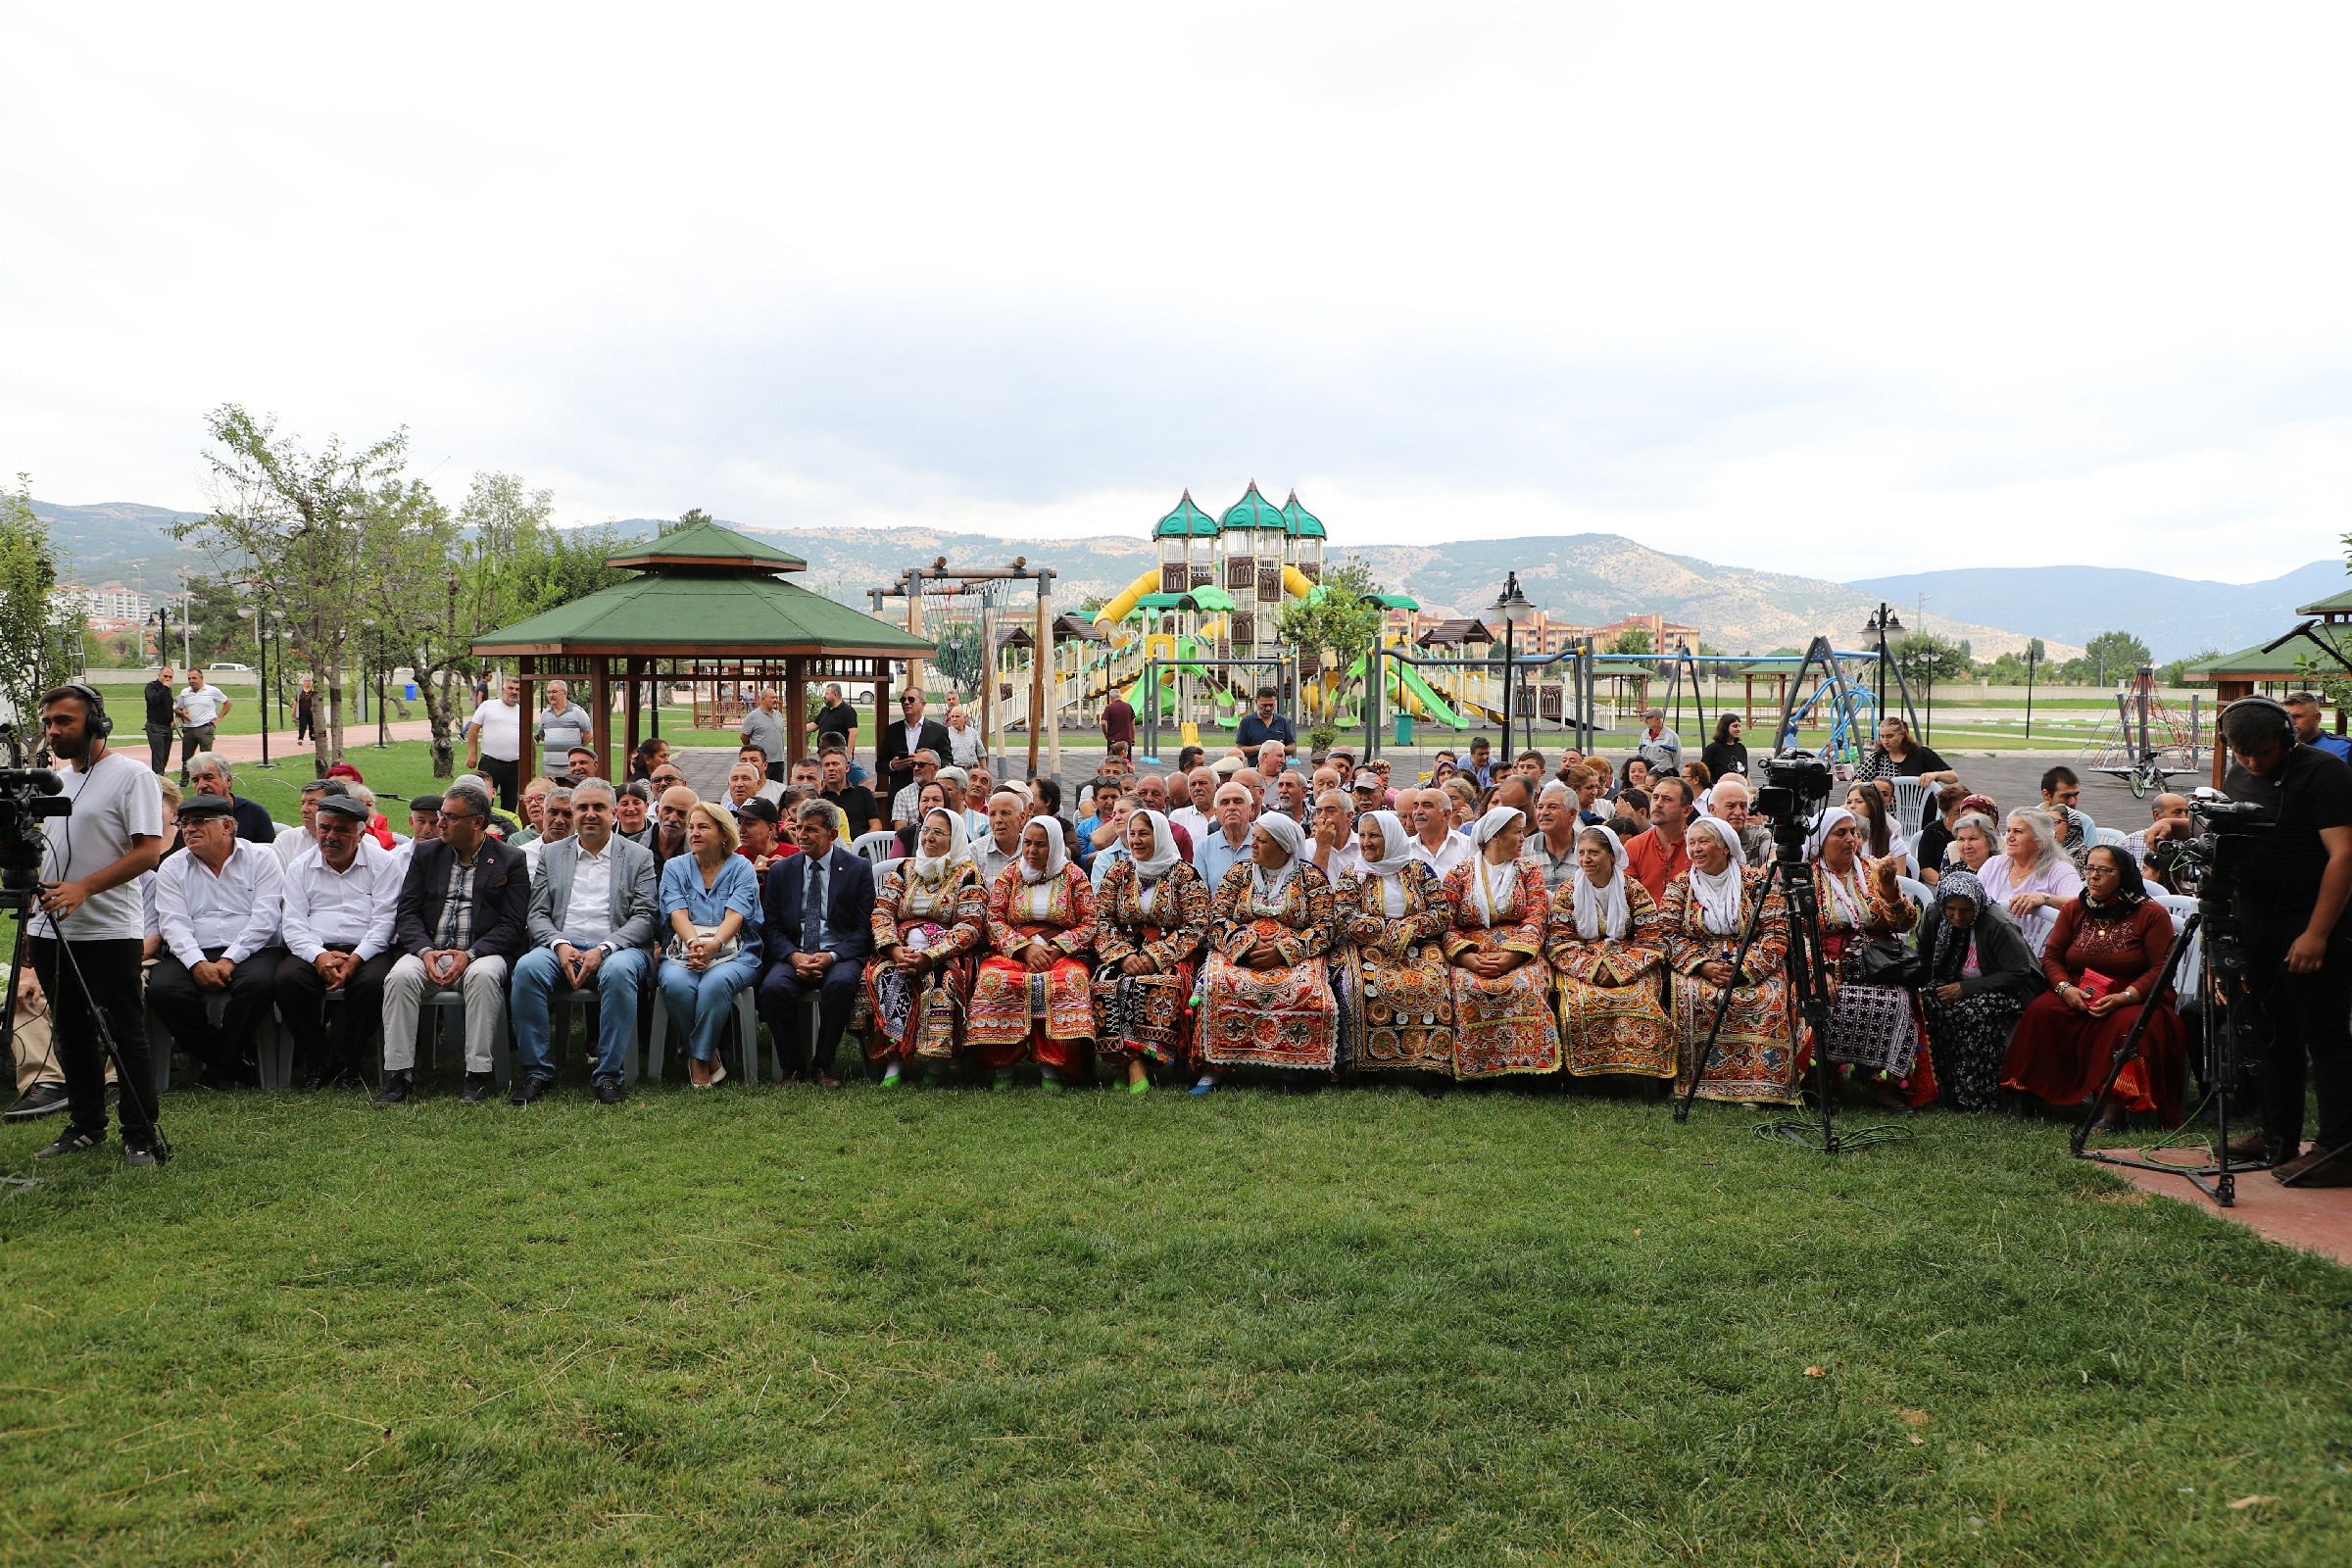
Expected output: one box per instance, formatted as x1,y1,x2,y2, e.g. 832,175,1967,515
252,601,271,768
1861,603,1904,722
1490,572,1535,764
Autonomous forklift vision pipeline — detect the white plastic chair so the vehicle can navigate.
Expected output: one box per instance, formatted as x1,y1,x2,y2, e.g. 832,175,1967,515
850,830,900,865
2017,906,2060,958
2153,892,2201,995
1895,875,1935,910
1891,777,1932,840
2095,826,2131,849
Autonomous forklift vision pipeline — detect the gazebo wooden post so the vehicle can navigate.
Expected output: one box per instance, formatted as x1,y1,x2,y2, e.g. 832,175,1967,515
623,655,642,773
1028,582,1048,779
1743,673,1753,728
589,655,612,783
784,655,807,767
519,655,538,782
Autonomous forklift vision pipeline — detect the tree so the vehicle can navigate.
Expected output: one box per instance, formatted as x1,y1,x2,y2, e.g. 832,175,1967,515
1608,626,1654,657
1275,560,1392,752
1891,631,1973,732
661,508,714,536
0,474,82,751
2082,630,2152,687
184,572,257,668
178,407,412,773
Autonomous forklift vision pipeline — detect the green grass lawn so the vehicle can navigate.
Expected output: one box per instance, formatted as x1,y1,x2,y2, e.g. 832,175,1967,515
2,1084,2344,1566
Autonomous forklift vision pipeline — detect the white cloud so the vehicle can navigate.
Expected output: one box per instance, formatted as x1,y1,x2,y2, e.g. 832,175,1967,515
5,3,2347,584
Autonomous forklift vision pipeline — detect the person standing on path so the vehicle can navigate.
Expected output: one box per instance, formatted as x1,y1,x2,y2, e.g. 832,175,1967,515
294,674,316,743
143,665,178,774
173,668,230,786
464,676,525,810
739,688,789,783
1101,690,1136,753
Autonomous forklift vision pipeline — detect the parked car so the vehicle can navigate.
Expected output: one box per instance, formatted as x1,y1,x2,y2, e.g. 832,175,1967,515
207,662,253,673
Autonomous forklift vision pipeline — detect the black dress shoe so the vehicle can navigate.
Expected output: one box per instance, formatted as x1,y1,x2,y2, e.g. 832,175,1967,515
460,1072,499,1104
196,1067,253,1093
3,1083,72,1122
371,1071,413,1106
507,1076,550,1106
297,1065,343,1093
33,1129,104,1158
594,1080,626,1105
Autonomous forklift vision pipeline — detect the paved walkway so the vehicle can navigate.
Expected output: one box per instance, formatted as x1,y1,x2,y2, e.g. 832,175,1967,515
197,720,438,769
2102,1146,2352,1267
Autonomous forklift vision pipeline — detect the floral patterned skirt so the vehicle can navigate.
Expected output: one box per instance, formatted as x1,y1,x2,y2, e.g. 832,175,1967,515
1674,969,1798,1105
1091,940,1197,1066
1337,941,1456,1074
1448,941,1562,1079
1555,968,1674,1079
860,922,973,1062
1200,921,1337,1071
969,939,1095,1069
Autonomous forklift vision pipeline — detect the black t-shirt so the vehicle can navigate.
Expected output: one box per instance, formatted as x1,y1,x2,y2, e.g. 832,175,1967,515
144,679,175,728
822,785,880,835
2225,744,2352,910
1873,743,1948,778
1700,741,1749,781
1916,815,1954,874
813,702,858,743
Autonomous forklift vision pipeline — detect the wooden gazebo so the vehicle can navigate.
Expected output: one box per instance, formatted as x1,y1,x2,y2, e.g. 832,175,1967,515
471,521,937,778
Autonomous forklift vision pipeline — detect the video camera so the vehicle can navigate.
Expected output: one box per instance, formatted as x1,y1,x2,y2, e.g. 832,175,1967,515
0,726,72,893
1754,752,1836,859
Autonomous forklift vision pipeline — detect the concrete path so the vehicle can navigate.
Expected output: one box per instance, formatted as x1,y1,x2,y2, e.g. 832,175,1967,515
2102,1146,2352,1267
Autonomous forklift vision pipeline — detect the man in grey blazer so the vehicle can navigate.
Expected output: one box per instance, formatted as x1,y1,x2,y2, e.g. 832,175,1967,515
508,777,660,1103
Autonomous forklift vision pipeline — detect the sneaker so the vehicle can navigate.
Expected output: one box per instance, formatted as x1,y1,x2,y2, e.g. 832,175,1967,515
508,1076,551,1107
122,1145,161,1169
32,1129,103,1158
594,1080,626,1105
371,1071,413,1107
460,1072,499,1104
3,1083,71,1122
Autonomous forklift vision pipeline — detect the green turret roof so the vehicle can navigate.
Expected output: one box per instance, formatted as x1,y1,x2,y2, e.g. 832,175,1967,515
1218,480,1286,533
1281,490,1326,539
1152,490,1219,539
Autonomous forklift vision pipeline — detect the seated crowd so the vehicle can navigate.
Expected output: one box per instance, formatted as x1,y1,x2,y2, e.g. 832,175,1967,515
7,702,2324,1181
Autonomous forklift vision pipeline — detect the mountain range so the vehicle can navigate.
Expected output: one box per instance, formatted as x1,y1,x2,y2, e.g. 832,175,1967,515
34,495,2334,660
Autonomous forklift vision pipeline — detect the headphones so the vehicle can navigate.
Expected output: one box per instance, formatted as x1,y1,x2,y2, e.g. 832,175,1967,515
51,681,113,740
2223,694,2295,754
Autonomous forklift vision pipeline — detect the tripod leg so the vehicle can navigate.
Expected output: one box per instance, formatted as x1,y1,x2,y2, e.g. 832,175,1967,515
2068,913,2195,1157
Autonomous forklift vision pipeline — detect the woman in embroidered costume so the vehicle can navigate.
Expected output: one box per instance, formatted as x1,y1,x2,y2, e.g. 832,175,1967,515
1913,867,2043,1110
1090,809,1209,1094
969,817,1100,1091
1808,806,1933,1108
1332,809,1457,1083
1666,814,1798,1105
1544,822,1673,1083
1198,813,1339,1091
862,808,986,1088
1999,844,2183,1130
1441,807,1562,1080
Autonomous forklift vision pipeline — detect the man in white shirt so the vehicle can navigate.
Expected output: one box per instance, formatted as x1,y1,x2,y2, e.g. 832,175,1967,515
1410,787,1471,879
274,778,333,868
1304,790,1362,883
975,790,1026,889
508,778,660,1104
146,793,286,1090
1193,782,1258,889
1168,766,1216,846
523,787,574,878
464,676,525,809
271,792,402,1090
532,679,592,779
172,668,231,785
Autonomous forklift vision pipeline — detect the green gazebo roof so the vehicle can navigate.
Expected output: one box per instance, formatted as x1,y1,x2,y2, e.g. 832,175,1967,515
2296,584,2352,616
1280,490,1326,539
1218,480,1286,533
472,521,928,658
1152,491,1219,539
2181,627,2352,683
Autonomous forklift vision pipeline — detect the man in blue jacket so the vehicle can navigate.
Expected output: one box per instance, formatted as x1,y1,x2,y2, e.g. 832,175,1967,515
757,799,875,1087
1235,687,1295,752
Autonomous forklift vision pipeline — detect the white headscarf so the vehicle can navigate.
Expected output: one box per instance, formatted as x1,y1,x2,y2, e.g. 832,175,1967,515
1568,823,1632,941
1131,808,1181,880
1359,810,1413,879
1250,812,1306,907
1804,806,1854,862
1805,806,1869,927
1018,816,1067,885
909,808,969,883
1685,814,1748,936
1469,807,1525,923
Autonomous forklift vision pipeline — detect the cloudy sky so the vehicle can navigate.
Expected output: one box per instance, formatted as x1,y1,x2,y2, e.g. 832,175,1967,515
6,4,2346,581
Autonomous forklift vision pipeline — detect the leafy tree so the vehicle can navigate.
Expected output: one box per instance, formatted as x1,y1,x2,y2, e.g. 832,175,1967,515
661,508,714,536
184,572,257,668
2082,629,2153,687
178,407,412,772
1275,560,1391,753
0,474,85,752
1892,632,1973,731
1608,626,1654,657
2162,647,2224,688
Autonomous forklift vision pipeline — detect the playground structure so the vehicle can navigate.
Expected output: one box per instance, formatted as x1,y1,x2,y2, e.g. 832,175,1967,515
2081,665,2204,797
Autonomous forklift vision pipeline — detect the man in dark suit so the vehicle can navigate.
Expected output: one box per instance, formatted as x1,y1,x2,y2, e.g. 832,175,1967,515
375,778,531,1104
875,690,953,806
757,799,875,1087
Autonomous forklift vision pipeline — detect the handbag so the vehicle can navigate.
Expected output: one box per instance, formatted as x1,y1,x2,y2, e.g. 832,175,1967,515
1855,937,1921,987
665,924,741,964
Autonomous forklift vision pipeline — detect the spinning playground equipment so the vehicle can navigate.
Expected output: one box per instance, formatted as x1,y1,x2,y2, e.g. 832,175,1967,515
2081,666,2203,798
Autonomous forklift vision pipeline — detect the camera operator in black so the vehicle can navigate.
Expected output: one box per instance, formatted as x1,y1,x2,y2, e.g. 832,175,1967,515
2220,697,2352,1182
26,685,167,1163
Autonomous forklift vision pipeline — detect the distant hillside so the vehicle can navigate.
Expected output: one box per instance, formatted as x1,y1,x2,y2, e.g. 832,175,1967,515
33,500,209,593
1846,562,2343,662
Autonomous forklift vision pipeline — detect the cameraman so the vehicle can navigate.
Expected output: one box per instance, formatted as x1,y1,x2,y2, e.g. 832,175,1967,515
26,684,167,1164
2220,699,2352,1182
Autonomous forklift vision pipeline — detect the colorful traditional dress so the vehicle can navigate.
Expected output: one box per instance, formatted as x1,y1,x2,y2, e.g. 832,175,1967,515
1200,848,1340,1072
1440,814,1562,1079
1090,815,1209,1068
969,822,1100,1069
1333,814,1456,1074
861,819,987,1066
1543,828,1673,1079
1809,818,1935,1105
1666,816,1798,1104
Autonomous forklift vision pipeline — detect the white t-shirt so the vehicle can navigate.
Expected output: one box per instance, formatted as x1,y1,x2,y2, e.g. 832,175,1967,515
32,749,165,942
466,698,522,763
175,685,226,727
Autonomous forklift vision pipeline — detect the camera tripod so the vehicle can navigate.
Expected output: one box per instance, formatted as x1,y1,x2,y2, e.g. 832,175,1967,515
1672,836,1911,1153
1,881,170,1165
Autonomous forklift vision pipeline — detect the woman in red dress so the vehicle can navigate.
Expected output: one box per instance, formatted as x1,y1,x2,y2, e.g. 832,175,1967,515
1998,845,2183,1130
